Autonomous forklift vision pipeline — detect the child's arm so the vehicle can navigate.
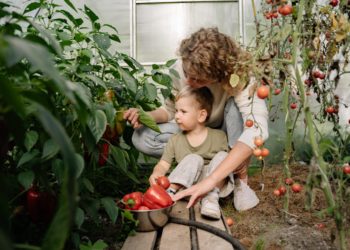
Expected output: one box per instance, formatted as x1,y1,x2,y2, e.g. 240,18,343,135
149,160,171,186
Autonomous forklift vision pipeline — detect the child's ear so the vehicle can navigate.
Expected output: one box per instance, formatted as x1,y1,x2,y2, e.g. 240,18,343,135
198,109,208,123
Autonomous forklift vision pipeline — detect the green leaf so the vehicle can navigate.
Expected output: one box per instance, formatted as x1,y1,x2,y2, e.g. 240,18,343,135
101,197,119,223
52,159,64,184
24,130,39,152
74,154,84,178
143,82,157,101
35,104,78,250
18,171,35,190
138,109,161,133
28,21,63,57
4,37,77,104
42,139,60,160
87,110,107,143
0,76,26,117
84,5,99,24
23,2,41,14
152,73,172,86
93,33,111,50
75,207,85,229
18,150,40,167
169,68,180,79
92,240,108,250
118,67,137,94
63,0,77,12
82,178,94,193
165,58,177,67
110,146,127,171
103,24,119,33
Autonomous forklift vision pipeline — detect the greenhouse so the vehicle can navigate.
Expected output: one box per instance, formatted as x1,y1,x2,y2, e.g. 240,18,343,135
1,0,350,249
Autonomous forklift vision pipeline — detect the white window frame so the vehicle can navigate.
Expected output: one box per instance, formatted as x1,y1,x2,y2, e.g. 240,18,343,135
130,0,243,65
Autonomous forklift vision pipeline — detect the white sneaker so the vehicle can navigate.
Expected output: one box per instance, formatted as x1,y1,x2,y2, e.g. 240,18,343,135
233,179,259,211
201,188,221,220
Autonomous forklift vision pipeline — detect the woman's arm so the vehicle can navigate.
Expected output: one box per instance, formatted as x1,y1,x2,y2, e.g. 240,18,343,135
173,141,252,207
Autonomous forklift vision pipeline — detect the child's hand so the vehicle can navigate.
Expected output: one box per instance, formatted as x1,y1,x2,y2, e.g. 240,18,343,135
149,172,163,186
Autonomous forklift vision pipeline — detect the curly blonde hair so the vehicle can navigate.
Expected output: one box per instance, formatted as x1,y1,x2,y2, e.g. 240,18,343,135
179,27,252,96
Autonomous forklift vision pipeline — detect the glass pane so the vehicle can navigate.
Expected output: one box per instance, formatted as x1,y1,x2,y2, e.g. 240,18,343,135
136,2,239,63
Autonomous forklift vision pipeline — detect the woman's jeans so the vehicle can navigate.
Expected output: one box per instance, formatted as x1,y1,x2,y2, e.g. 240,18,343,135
131,97,243,158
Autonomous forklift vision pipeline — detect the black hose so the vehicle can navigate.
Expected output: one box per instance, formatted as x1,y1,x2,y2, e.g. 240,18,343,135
169,217,245,250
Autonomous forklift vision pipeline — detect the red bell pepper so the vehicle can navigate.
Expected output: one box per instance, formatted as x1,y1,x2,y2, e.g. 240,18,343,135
142,197,163,210
143,184,173,208
122,192,143,210
27,187,40,223
98,143,109,166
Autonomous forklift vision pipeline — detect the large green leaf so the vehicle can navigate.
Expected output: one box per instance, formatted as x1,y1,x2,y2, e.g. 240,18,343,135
63,0,77,12
93,33,111,50
4,36,77,103
143,82,157,101
75,207,84,229
118,67,137,94
42,139,60,160
29,21,63,57
17,171,35,190
17,150,40,167
84,5,98,24
23,2,41,14
0,76,26,117
87,110,107,143
101,197,119,223
32,104,78,250
138,108,161,133
110,146,127,171
24,130,39,152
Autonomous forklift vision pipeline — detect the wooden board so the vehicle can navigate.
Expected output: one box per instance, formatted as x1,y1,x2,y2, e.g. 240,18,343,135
194,204,234,250
159,201,191,250
121,231,157,250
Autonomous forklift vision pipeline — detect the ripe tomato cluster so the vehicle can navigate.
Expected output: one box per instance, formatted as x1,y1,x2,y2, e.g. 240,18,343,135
273,178,302,197
264,0,293,19
253,136,269,161
120,176,173,211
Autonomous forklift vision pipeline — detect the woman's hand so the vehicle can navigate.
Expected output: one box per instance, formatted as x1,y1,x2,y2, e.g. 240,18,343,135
123,108,142,128
173,177,217,208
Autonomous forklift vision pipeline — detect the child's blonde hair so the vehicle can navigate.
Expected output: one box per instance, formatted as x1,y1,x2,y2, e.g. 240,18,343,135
175,86,213,121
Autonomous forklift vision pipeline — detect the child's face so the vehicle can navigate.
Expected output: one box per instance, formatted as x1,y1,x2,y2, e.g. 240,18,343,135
174,96,206,131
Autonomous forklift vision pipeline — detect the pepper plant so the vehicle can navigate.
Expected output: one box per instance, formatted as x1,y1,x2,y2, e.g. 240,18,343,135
0,0,175,249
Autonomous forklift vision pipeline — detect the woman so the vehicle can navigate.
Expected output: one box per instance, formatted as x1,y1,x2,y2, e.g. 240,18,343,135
124,27,269,210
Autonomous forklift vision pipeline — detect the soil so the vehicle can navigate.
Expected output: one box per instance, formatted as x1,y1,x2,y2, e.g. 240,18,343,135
220,164,350,250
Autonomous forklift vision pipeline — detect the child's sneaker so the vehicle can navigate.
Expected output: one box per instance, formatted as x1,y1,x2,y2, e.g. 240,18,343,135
200,187,221,220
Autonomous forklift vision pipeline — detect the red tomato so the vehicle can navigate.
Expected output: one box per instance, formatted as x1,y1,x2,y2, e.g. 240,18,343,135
254,137,264,147
261,148,270,157
257,86,269,99
274,88,281,95
253,148,262,157
245,119,254,127
290,103,297,109
330,0,339,7
279,186,287,195
226,217,234,226
278,5,293,16
325,106,335,114
291,183,302,193
285,178,294,185
343,164,350,174
273,189,281,196
157,176,171,189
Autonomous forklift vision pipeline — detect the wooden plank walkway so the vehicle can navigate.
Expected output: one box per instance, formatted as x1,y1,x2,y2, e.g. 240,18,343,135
121,201,234,250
